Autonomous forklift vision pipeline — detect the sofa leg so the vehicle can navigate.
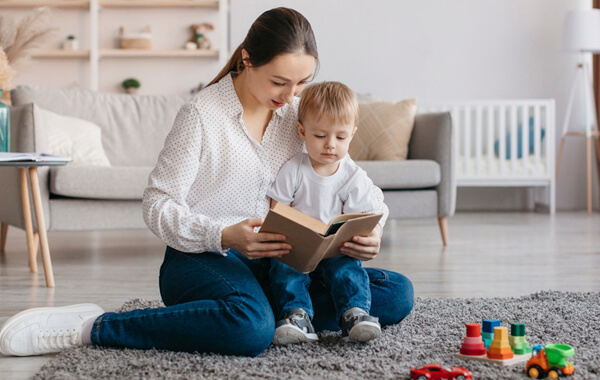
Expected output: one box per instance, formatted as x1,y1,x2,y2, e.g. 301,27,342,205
0,222,7,252
438,217,448,246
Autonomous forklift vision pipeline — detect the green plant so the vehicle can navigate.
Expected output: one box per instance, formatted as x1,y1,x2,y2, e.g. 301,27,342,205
122,78,140,89
67,35,75,40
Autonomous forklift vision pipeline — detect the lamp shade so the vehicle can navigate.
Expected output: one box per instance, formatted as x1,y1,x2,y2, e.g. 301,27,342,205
561,9,600,52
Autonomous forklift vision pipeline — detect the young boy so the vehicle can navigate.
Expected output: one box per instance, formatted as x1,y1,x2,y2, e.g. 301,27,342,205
267,81,384,345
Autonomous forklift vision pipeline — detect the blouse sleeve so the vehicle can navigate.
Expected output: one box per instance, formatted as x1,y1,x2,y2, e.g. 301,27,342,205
266,154,300,205
142,103,228,254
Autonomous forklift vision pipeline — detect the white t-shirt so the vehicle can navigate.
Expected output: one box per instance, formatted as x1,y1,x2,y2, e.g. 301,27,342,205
267,152,380,224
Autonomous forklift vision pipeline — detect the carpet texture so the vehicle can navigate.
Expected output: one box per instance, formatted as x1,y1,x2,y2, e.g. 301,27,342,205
32,291,600,380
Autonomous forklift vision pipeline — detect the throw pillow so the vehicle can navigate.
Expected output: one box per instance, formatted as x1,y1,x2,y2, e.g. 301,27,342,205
349,99,417,161
37,106,111,166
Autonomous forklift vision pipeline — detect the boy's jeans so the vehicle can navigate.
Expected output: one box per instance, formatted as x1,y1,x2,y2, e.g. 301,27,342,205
269,255,370,322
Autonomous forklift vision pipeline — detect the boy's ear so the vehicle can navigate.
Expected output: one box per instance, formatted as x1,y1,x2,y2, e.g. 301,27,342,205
297,121,306,140
351,126,358,138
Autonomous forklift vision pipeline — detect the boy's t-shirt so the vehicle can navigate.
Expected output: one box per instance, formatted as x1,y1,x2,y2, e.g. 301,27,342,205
267,152,378,224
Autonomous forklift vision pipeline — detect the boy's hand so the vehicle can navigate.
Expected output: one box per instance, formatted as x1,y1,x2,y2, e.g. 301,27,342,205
339,224,382,261
221,218,291,260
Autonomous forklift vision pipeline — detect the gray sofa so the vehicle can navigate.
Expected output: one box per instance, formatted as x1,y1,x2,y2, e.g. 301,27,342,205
0,85,455,247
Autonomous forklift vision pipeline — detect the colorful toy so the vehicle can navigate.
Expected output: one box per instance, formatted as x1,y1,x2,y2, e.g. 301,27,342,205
459,324,487,356
455,320,531,366
410,363,472,380
526,344,575,379
509,323,532,355
487,326,514,360
481,319,500,349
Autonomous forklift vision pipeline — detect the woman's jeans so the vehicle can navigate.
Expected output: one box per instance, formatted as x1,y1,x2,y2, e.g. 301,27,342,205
91,246,414,357
270,255,371,322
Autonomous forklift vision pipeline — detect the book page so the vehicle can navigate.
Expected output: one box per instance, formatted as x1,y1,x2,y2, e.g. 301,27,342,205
271,202,328,235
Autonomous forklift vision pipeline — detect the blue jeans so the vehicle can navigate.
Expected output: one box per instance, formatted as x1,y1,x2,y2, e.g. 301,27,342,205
270,256,371,323
91,246,414,357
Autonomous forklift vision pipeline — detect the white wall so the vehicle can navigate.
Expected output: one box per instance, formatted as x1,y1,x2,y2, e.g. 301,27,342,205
230,0,595,211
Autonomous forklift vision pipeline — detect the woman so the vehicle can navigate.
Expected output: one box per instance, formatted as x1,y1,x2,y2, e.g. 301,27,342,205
0,8,414,358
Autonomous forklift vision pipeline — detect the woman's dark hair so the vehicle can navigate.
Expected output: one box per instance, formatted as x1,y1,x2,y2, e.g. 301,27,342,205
207,7,318,86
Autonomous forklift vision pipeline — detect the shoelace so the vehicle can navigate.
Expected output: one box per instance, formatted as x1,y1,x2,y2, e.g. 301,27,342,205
286,313,310,333
38,329,79,351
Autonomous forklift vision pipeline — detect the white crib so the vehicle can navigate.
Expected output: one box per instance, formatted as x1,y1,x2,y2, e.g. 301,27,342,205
418,100,556,214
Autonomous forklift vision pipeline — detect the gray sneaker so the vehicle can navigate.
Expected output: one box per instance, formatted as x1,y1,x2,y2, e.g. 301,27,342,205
341,308,381,342
272,308,318,346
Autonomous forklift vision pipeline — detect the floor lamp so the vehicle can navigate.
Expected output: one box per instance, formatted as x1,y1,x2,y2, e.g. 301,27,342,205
557,9,600,214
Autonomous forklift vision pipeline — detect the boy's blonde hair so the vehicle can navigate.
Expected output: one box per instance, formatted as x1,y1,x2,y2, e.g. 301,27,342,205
298,81,359,127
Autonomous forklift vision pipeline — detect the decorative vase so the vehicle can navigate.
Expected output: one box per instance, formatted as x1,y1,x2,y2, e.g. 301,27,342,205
0,90,9,153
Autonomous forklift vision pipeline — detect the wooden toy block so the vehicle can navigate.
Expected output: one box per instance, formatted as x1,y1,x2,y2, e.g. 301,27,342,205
509,323,532,355
482,319,500,334
487,326,514,360
455,352,531,366
460,323,487,356
481,331,493,349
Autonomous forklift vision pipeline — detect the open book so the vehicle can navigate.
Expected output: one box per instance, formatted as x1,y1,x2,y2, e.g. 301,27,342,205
259,202,383,273
0,152,71,163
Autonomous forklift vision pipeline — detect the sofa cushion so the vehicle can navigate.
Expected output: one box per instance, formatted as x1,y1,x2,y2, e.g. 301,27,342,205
11,85,190,167
356,160,440,189
36,106,111,166
349,99,417,161
50,166,152,200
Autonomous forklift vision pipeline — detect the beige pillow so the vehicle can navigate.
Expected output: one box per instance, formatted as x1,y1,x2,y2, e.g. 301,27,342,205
37,106,111,166
349,99,417,161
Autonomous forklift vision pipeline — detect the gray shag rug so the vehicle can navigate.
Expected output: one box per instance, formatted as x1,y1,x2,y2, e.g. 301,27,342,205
32,291,600,380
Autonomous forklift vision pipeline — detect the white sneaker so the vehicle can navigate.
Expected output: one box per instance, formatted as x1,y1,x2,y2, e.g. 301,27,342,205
0,303,104,356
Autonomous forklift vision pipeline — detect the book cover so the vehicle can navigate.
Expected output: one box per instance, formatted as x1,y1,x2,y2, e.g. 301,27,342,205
259,202,383,273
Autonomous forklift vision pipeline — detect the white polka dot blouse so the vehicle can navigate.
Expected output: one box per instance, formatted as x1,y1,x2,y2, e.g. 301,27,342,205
142,73,388,254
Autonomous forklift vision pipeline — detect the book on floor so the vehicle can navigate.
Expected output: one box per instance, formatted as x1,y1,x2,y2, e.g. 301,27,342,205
0,152,71,163
259,201,383,273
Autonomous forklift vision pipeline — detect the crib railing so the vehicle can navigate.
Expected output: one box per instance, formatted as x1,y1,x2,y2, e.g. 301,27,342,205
418,99,556,213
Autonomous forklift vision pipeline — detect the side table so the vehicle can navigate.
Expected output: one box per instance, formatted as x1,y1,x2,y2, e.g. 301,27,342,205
0,160,68,287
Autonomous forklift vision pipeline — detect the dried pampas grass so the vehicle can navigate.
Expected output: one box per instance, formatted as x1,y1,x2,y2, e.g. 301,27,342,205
0,7,55,71
0,46,17,90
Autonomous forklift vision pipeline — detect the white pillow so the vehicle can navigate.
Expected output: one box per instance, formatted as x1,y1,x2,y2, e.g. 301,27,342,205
37,107,111,166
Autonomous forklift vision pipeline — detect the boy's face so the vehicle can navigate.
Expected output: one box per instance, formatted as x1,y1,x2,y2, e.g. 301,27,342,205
297,115,357,172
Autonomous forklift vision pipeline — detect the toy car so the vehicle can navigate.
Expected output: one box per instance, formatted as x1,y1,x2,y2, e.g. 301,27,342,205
410,363,472,380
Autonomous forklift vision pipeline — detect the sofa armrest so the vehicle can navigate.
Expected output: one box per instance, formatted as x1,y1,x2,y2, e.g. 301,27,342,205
0,103,50,231
408,112,456,217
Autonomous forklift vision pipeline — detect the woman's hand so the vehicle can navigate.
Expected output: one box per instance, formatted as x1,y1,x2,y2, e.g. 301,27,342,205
339,224,382,261
221,218,291,260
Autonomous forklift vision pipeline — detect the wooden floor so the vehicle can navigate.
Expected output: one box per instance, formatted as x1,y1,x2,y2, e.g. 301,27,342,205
1,212,599,379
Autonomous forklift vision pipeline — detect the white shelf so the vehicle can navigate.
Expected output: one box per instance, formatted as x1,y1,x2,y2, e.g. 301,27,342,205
1,0,228,91
100,1,218,9
0,1,89,8
33,50,90,58
0,1,218,8
99,49,219,58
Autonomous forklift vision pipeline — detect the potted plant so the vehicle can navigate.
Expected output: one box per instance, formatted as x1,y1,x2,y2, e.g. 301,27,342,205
122,78,140,94
63,35,78,51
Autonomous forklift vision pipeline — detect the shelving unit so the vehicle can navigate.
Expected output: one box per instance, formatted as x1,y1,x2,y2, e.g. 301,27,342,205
1,0,228,92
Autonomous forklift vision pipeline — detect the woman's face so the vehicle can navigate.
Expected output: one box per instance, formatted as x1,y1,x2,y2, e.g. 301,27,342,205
243,51,316,110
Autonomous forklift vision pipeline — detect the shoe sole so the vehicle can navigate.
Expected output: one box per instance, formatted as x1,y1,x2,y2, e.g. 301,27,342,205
0,303,104,356
272,325,318,346
347,321,381,343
